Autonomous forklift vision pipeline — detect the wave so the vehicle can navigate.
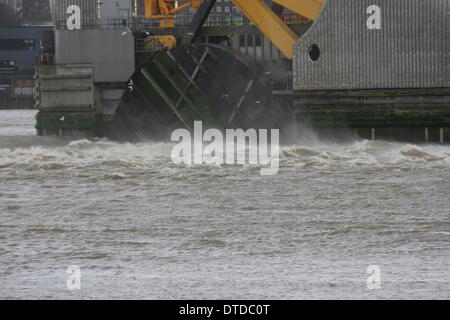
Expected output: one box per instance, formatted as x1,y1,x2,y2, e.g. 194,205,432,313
279,140,450,168
1,135,450,172
0,138,174,171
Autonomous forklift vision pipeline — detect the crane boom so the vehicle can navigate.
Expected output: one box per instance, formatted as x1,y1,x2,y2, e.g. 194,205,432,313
231,0,323,58
271,0,324,20
145,0,324,58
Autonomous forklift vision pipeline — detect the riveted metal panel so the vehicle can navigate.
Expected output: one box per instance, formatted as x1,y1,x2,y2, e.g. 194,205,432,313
293,0,450,90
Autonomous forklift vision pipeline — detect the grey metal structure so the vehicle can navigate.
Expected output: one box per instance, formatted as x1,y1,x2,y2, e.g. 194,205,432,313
292,0,450,143
99,0,133,20
293,0,450,90
35,0,136,136
37,0,450,142
54,28,135,83
49,0,135,83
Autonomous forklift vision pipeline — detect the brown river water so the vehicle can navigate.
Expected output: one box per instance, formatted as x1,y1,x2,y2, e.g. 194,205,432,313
0,110,449,299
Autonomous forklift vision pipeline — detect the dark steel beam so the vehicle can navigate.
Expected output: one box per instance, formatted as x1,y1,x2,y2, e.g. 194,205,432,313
183,0,217,44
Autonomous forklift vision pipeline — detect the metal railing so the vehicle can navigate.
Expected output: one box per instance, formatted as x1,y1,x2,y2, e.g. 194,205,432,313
55,13,311,31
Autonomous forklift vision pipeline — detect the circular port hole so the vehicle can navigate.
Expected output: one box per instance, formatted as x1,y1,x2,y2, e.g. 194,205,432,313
309,44,320,61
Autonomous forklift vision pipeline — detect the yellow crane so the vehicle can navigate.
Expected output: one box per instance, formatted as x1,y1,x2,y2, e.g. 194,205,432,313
144,0,204,27
145,0,324,59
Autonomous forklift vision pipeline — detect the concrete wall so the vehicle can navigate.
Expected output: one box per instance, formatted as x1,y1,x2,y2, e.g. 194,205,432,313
36,64,95,110
293,0,450,90
55,28,135,83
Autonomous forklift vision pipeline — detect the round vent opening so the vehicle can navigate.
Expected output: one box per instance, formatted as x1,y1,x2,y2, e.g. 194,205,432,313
309,44,321,62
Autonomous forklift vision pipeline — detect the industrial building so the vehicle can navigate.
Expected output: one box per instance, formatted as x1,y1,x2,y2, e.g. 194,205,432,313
13,0,450,142
0,26,53,109
0,0,52,25
22,0,52,25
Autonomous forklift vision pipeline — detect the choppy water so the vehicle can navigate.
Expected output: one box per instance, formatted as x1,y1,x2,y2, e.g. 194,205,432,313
0,110,449,299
